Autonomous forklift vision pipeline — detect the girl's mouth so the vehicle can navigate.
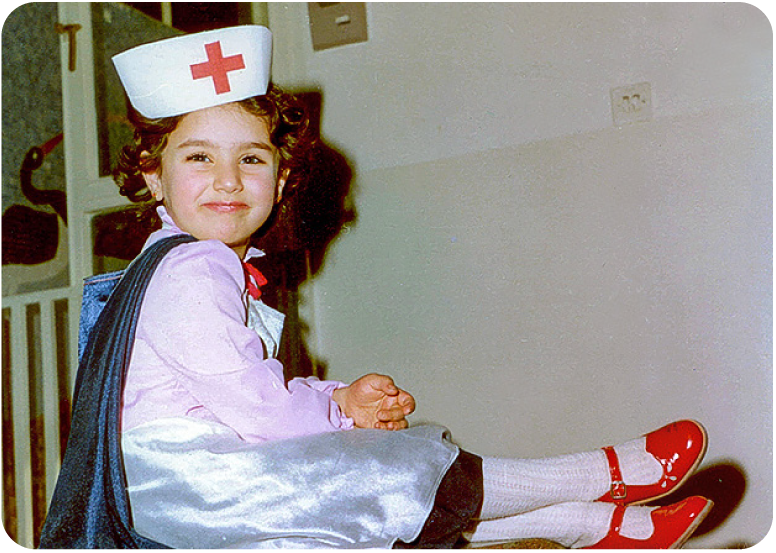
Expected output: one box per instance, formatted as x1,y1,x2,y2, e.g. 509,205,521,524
203,202,249,213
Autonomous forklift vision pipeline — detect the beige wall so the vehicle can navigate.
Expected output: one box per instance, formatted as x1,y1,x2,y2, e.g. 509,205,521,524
268,3,772,547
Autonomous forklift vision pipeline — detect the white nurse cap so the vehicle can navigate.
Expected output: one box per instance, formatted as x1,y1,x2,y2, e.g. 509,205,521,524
112,25,272,118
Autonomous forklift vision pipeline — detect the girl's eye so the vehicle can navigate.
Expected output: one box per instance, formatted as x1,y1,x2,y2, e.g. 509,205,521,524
240,155,266,165
186,153,211,163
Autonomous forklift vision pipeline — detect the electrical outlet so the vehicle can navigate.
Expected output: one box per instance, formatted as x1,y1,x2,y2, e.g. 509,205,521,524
610,82,652,126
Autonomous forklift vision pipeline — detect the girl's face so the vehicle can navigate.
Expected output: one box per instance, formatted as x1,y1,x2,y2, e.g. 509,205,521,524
143,103,287,258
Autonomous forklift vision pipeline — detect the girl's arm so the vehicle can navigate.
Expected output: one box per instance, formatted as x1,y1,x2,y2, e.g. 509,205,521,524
136,241,354,442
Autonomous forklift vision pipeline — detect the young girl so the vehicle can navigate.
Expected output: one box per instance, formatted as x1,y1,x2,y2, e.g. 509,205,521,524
41,26,713,549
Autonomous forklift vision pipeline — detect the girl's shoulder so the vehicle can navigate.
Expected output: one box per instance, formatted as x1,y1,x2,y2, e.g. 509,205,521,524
138,238,249,331
153,238,245,285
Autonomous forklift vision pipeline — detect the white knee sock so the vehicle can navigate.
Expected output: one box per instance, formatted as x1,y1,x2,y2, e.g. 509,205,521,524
465,502,657,549
479,436,663,519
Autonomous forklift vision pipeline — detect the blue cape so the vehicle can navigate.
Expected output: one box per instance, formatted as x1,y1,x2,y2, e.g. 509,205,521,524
39,234,196,548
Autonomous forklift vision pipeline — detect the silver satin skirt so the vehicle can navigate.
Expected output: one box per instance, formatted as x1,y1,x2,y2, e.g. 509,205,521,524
122,418,459,548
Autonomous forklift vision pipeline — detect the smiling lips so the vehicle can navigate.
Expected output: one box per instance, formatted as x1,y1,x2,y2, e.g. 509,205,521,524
202,201,249,213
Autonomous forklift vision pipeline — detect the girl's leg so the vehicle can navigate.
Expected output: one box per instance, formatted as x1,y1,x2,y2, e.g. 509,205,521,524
466,501,617,548
479,420,706,519
479,437,660,518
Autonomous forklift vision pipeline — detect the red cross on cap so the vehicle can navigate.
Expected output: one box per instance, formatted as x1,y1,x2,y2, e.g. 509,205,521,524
190,41,246,94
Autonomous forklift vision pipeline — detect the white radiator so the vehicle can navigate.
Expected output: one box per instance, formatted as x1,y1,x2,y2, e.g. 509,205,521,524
2,286,80,548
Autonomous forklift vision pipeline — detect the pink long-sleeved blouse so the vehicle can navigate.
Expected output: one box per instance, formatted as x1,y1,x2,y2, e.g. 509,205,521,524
121,207,354,442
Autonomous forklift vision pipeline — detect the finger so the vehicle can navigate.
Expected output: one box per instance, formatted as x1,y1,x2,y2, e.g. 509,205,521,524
375,419,408,431
398,392,416,414
368,374,399,395
377,405,406,422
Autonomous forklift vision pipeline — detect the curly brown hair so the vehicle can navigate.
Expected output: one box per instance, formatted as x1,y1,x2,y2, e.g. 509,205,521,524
113,84,316,203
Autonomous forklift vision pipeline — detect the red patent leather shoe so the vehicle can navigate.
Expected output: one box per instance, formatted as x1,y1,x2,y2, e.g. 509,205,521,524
586,496,713,549
598,420,708,505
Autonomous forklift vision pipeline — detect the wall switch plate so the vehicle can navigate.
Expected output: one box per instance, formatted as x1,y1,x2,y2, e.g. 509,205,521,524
610,82,652,126
308,2,368,51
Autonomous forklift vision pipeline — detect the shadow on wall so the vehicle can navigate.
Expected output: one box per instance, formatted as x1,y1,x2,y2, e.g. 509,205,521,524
253,90,356,381
652,460,749,548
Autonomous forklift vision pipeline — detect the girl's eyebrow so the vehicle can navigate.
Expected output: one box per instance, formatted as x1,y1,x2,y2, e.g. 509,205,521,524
175,139,274,151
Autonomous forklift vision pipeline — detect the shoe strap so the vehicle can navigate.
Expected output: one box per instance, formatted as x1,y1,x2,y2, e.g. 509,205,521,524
602,446,627,501
609,504,626,536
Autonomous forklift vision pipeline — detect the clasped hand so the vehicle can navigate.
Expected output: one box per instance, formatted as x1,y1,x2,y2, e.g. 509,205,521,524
332,373,415,430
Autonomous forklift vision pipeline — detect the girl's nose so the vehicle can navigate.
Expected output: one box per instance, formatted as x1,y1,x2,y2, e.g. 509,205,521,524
213,163,243,193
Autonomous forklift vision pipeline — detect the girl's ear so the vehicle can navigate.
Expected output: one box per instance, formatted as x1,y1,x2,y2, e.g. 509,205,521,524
275,168,290,203
140,152,163,201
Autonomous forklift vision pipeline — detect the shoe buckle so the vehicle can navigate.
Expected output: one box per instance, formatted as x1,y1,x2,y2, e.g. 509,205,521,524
610,480,627,500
